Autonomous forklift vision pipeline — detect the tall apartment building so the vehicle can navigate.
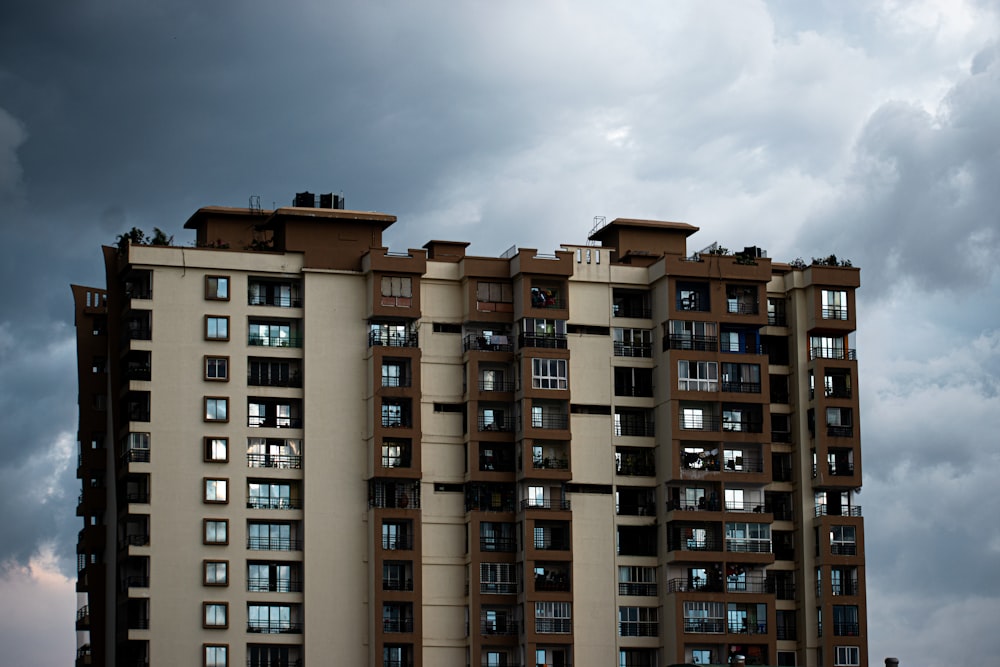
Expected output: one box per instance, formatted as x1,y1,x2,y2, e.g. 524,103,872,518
73,197,867,667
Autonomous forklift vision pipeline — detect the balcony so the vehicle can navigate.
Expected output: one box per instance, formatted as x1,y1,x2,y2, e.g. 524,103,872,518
480,620,519,636
833,622,860,636
463,334,513,353
520,498,571,511
123,449,150,463
247,497,302,510
480,536,517,552
810,346,857,361
465,484,515,513
668,334,718,352
247,453,302,469
249,415,303,429
248,280,302,308
613,289,652,319
382,618,414,633
248,577,304,593
528,413,569,430
667,578,723,594
369,329,418,348
827,425,855,438
479,378,516,392
247,537,303,551
725,540,772,554
247,621,303,634
831,543,858,556
478,415,515,432
619,582,657,596
614,341,652,358
532,456,569,471
518,333,568,349
814,504,862,517
534,618,572,634
615,411,654,437
683,619,725,634
722,381,761,394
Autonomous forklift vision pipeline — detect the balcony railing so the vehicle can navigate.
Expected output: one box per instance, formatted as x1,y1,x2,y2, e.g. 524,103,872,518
382,535,414,550
814,504,862,517
832,580,860,596
383,578,414,591
249,293,302,308
619,622,658,637
667,538,723,552
249,416,303,429
684,619,725,633
721,381,761,394
616,462,655,477
478,417,514,432
668,335,717,352
833,621,860,636
831,543,858,556
768,312,787,326
615,420,655,437
618,582,657,596
667,578,723,594
771,431,792,444
248,578,303,593
533,535,570,551
827,425,855,438
248,335,304,348
248,374,302,388
480,536,517,552
810,347,857,360
725,575,768,593
723,419,763,433
382,618,414,633
767,579,796,600
248,498,302,510
123,326,152,342
126,366,151,381
481,620,518,636
479,379,516,392
725,540,772,554
520,498,571,511
463,334,513,353
121,534,150,548
613,342,652,358
822,306,849,320
518,333,568,349
247,454,302,469
726,301,759,315
247,621,303,634
481,581,517,595
124,575,149,589
247,537,303,551
533,457,569,470
680,416,721,431
123,449,150,463
528,414,569,430
534,618,572,634
369,331,418,348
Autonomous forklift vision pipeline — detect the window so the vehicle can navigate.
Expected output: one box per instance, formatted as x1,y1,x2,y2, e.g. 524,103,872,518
726,522,771,553
681,407,704,429
204,397,228,422
683,601,724,633
203,560,228,586
811,335,846,359
619,606,658,636
203,602,228,628
613,327,652,357
248,521,295,551
205,437,228,462
722,362,761,392
381,440,410,468
381,359,409,388
381,399,411,427
205,356,229,381
531,358,567,389
676,281,709,311
206,276,229,301
822,290,848,320
248,604,294,634
248,562,295,592
833,605,859,636
204,645,228,667
204,519,228,545
835,646,860,666
678,360,718,391
534,601,571,633
726,284,759,314
618,566,656,596
668,320,717,350
205,316,229,341
690,649,713,664
248,279,299,307
831,525,857,555
381,276,413,297
249,482,293,509
382,520,412,550
204,479,228,504
249,321,296,347
480,562,517,594
477,281,513,303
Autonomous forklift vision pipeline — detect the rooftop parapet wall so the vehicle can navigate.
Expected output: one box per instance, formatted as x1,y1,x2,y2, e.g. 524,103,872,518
507,248,575,278
589,217,699,261
654,252,773,283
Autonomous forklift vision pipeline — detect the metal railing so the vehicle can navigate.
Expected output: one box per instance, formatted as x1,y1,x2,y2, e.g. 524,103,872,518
619,622,659,637
667,578,723,594
247,537,302,551
810,346,857,360
834,622,860,636
520,498,571,511
722,381,761,394
480,620,518,636
382,535,414,550
618,582,657,596
247,578,303,593
667,334,717,352
249,293,302,308
532,457,569,470
247,454,302,469
383,578,414,592
528,414,569,430
822,306,849,320
480,582,517,595
614,420,654,437
518,333,568,349
463,334,513,353
123,449,150,463
248,335,304,348
534,618,572,634
613,342,652,358
725,540,772,554
478,416,514,432
382,618,414,633
480,537,517,552
368,331,418,348
814,504,862,517
827,425,855,438
247,621,303,634
831,543,858,556
479,379,515,392
683,619,724,633
248,416,303,429
247,498,302,510
248,374,302,388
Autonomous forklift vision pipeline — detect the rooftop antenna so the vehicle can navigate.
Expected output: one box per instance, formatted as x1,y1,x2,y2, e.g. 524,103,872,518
587,216,607,245
249,195,262,215
692,241,718,260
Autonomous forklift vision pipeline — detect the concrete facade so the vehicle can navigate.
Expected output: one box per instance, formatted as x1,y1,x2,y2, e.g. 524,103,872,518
73,201,867,667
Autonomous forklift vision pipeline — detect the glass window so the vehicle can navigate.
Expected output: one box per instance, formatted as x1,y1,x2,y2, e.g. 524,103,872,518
381,276,413,298
678,360,718,391
835,646,860,666
204,519,228,544
206,276,229,301
205,397,228,422
205,356,229,381
204,437,228,462
203,560,228,586
203,602,228,628
204,645,227,667
531,358,568,389
205,316,229,341
822,290,848,320
204,478,228,503
477,281,513,303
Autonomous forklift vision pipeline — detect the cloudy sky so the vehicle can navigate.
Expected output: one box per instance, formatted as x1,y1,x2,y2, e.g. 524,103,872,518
2,0,999,664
